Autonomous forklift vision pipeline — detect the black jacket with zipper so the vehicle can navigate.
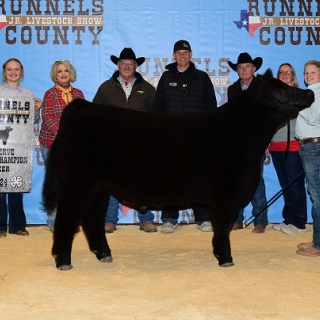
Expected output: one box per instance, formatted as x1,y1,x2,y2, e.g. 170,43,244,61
154,61,217,113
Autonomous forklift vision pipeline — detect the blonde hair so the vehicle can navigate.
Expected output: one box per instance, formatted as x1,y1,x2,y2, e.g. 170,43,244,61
2,58,24,83
50,60,77,83
304,59,320,71
277,62,299,87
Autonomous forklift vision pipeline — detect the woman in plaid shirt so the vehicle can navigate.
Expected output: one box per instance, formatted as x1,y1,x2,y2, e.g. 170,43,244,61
39,60,84,231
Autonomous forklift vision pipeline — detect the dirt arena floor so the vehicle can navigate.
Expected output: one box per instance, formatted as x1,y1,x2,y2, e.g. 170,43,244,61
0,223,319,320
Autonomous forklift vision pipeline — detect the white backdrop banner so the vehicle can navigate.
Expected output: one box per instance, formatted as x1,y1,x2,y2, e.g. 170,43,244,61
0,0,316,223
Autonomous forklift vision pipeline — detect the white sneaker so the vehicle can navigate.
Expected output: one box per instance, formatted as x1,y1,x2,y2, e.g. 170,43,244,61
280,223,306,235
196,221,213,232
161,222,178,234
272,222,286,231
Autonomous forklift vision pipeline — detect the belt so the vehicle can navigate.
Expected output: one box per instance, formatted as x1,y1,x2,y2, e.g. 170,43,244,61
297,137,320,146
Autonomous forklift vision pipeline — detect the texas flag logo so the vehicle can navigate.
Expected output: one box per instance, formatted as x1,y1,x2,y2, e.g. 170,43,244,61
233,10,261,36
119,204,130,217
0,15,8,30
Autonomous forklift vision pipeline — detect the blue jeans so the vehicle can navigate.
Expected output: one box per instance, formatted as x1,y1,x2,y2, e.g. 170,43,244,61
105,195,154,225
0,193,26,233
40,144,56,229
235,155,268,226
270,151,307,229
299,142,320,250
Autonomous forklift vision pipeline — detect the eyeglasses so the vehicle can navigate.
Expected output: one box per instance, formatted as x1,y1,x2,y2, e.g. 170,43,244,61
119,62,136,67
55,60,69,64
278,70,293,75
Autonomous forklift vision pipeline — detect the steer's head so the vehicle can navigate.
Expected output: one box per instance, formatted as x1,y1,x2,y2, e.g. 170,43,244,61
249,68,314,120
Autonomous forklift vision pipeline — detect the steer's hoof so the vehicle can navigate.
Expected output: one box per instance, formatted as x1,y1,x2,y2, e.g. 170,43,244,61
57,264,73,271
219,262,235,267
94,250,112,263
100,256,113,263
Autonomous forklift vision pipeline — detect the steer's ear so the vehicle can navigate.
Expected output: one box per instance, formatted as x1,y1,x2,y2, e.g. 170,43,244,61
263,68,274,78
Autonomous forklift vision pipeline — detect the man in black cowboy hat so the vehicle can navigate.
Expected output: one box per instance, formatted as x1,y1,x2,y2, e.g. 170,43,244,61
93,47,157,233
227,52,268,234
154,39,217,234
227,52,263,96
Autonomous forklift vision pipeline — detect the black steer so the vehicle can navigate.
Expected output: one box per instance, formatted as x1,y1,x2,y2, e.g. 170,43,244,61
42,70,314,270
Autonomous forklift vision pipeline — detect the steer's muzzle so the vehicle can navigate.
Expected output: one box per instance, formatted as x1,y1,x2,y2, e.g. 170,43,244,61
294,88,314,110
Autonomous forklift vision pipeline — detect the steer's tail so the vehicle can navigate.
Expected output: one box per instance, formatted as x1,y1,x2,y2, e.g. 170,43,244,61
41,139,58,214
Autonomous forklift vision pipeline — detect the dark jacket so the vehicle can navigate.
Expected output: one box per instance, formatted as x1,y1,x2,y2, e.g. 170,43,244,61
154,61,217,113
227,76,258,101
93,71,156,111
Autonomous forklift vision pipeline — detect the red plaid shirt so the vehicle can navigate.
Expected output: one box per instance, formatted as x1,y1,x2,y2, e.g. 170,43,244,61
39,86,85,147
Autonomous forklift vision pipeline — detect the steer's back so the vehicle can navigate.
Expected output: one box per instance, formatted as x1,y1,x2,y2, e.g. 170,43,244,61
56,100,221,206
55,97,272,207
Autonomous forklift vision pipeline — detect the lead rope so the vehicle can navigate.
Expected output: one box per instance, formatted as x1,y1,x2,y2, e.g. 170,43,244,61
285,121,290,160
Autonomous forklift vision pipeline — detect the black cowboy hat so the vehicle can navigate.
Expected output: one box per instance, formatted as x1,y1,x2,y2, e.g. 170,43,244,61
228,52,263,72
110,48,145,66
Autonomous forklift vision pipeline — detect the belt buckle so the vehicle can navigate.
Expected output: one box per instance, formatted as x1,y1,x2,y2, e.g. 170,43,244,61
300,137,319,146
